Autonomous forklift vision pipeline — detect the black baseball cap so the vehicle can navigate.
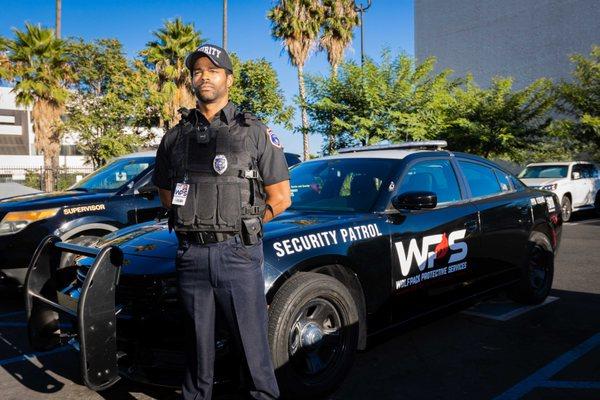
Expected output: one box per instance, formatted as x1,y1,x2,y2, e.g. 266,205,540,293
185,44,233,74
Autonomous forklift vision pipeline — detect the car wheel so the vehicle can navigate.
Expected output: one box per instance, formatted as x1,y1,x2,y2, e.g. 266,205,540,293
594,192,600,216
59,235,101,270
268,272,359,399
561,195,572,222
509,232,554,305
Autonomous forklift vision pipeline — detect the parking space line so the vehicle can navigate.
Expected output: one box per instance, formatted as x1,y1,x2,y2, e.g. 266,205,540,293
538,381,600,389
0,346,73,367
493,332,600,400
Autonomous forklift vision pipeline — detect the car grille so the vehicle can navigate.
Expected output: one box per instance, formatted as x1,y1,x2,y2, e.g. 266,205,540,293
76,264,178,306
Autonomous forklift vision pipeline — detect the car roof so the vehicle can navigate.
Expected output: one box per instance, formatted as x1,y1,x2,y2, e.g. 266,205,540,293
118,150,157,159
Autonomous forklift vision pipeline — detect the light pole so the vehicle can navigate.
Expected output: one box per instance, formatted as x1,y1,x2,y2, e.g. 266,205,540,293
354,0,371,66
223,0,228,50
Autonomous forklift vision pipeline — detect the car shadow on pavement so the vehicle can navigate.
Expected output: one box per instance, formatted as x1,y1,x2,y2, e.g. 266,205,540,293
2,286,600,399
330,288,600,400
568,209,600,223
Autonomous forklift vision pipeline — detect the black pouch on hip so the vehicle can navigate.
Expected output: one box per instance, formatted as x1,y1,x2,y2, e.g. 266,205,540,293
241,217,262,245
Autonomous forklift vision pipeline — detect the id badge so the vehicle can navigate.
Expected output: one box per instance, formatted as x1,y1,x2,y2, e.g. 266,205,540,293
172,183,190,206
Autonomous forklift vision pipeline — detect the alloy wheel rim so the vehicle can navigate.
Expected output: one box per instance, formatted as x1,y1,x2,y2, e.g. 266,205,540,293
288,297,345,377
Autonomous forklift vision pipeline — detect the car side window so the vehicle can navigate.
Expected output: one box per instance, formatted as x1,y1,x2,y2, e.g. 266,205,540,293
397,159,462,204
494,169,512,192
458,161,502,198
583,164,596,178
572,164,585,179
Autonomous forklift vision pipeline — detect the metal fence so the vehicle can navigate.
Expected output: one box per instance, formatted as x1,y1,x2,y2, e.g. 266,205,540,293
0,167,95,192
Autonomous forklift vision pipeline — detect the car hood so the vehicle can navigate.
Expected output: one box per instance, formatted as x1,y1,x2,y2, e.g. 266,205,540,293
90,209,361,261
262,209,354,240
0,190,112,211
520,178,565,187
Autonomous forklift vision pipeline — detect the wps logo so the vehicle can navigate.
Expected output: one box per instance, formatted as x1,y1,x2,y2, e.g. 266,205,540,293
394,229,468,277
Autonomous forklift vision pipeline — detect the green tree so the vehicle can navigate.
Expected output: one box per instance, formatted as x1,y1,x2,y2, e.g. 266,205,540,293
0,23,73,191
320,0,358,75
66,39,158,167
141,18,202,130
268,0,324,160
307,52,457,152
442,76,555,159
555,45,600,159
320,0,359,153
229,54,294,128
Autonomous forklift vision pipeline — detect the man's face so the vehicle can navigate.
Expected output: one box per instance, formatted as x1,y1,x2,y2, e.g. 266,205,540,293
191,56,233,104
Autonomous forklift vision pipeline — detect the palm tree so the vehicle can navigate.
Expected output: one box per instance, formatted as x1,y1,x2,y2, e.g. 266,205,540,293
55,0,62,38
141,18,202,130
268,0,324,160
2,23,72,191
320,0,358,153
320,0,358,76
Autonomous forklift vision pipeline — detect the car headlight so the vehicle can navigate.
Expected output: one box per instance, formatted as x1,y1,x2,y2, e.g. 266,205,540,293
0,208,60,236
541,183,558,191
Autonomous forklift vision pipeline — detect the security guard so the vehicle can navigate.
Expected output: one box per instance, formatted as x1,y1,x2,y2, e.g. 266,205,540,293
152,44,291,400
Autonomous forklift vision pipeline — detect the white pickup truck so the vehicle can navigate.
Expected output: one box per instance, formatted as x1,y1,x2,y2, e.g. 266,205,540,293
519,161,600,221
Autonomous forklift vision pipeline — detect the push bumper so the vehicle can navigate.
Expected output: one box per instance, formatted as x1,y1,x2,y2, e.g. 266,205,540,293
24,235,123,391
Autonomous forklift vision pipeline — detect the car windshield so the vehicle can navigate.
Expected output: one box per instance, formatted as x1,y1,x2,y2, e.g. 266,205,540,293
70,157,154,192
518,165,569,179
289,158,398,212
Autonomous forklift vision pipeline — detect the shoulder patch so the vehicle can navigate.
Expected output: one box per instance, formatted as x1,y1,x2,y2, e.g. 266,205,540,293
267,128,282,148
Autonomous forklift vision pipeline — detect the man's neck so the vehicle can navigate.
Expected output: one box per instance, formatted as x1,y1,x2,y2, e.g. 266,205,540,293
197,97,229,122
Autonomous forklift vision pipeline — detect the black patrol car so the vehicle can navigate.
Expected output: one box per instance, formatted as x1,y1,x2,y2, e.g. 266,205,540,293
0,152,301,285
25,142,562,399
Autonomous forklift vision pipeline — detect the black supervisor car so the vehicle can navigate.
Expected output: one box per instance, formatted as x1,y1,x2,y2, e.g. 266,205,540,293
1,152,301,285
0,152,162,284
26,141,562,398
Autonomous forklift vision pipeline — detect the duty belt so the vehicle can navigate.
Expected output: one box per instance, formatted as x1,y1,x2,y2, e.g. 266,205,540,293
175,231,237,244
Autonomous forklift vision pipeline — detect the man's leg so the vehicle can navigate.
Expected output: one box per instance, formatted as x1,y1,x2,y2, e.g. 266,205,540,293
177,242,216,400
216,238,280,400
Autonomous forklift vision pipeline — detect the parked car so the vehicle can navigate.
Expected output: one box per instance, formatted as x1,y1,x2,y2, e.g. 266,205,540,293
518,161,600,221
1,151,300,285
26,141,562,398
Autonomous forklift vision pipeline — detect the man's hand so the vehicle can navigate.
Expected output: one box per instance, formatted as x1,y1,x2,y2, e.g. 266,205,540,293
158,188,172,209
263,180,291,223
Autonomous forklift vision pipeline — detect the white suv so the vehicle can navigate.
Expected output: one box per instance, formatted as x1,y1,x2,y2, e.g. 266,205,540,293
519,162,600,221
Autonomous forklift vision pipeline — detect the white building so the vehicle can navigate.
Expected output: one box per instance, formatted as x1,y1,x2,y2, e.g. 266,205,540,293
0,86,88,173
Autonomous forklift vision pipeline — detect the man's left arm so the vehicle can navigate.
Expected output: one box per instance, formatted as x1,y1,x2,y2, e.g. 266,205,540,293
254,124,292,223
263,180,291,223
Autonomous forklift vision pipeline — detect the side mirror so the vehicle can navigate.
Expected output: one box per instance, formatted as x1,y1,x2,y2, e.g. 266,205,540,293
392,191,437,211
572,171,581,180
138,184,158,200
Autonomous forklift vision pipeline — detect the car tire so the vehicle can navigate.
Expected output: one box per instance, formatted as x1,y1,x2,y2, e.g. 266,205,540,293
509,232,554,305
59,235,101,270
561,195,572,222
268,272,359,399
594,191,600,216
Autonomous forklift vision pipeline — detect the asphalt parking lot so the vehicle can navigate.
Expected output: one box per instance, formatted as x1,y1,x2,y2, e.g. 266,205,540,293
1,212,599,400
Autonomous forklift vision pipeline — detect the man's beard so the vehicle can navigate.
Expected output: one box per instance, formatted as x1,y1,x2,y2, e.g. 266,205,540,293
194,85,224,103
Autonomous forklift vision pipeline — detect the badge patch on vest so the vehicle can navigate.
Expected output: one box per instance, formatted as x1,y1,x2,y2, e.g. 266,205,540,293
267,128,282,148
213,154,228,175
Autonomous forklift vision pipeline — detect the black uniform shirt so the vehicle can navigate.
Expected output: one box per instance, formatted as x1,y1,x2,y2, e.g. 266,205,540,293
152,101,290,191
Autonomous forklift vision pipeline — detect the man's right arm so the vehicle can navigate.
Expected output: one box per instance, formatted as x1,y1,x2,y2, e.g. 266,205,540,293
158,189,172,209
152,131,174,209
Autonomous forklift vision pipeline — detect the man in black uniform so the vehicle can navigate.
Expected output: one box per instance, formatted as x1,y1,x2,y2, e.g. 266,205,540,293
152,44,291,400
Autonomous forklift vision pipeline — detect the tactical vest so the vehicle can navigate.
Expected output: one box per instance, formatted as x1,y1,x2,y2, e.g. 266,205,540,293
169,111,265,233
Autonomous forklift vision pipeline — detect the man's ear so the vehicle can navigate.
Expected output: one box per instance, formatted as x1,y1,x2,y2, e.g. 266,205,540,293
226,73,233,88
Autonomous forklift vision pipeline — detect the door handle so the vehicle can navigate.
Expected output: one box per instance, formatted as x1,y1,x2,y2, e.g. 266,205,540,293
464,220,478,233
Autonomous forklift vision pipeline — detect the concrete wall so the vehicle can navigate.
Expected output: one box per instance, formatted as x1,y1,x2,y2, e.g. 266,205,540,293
415,0,600,88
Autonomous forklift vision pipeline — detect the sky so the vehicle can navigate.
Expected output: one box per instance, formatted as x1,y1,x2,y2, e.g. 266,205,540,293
0,0,414,155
